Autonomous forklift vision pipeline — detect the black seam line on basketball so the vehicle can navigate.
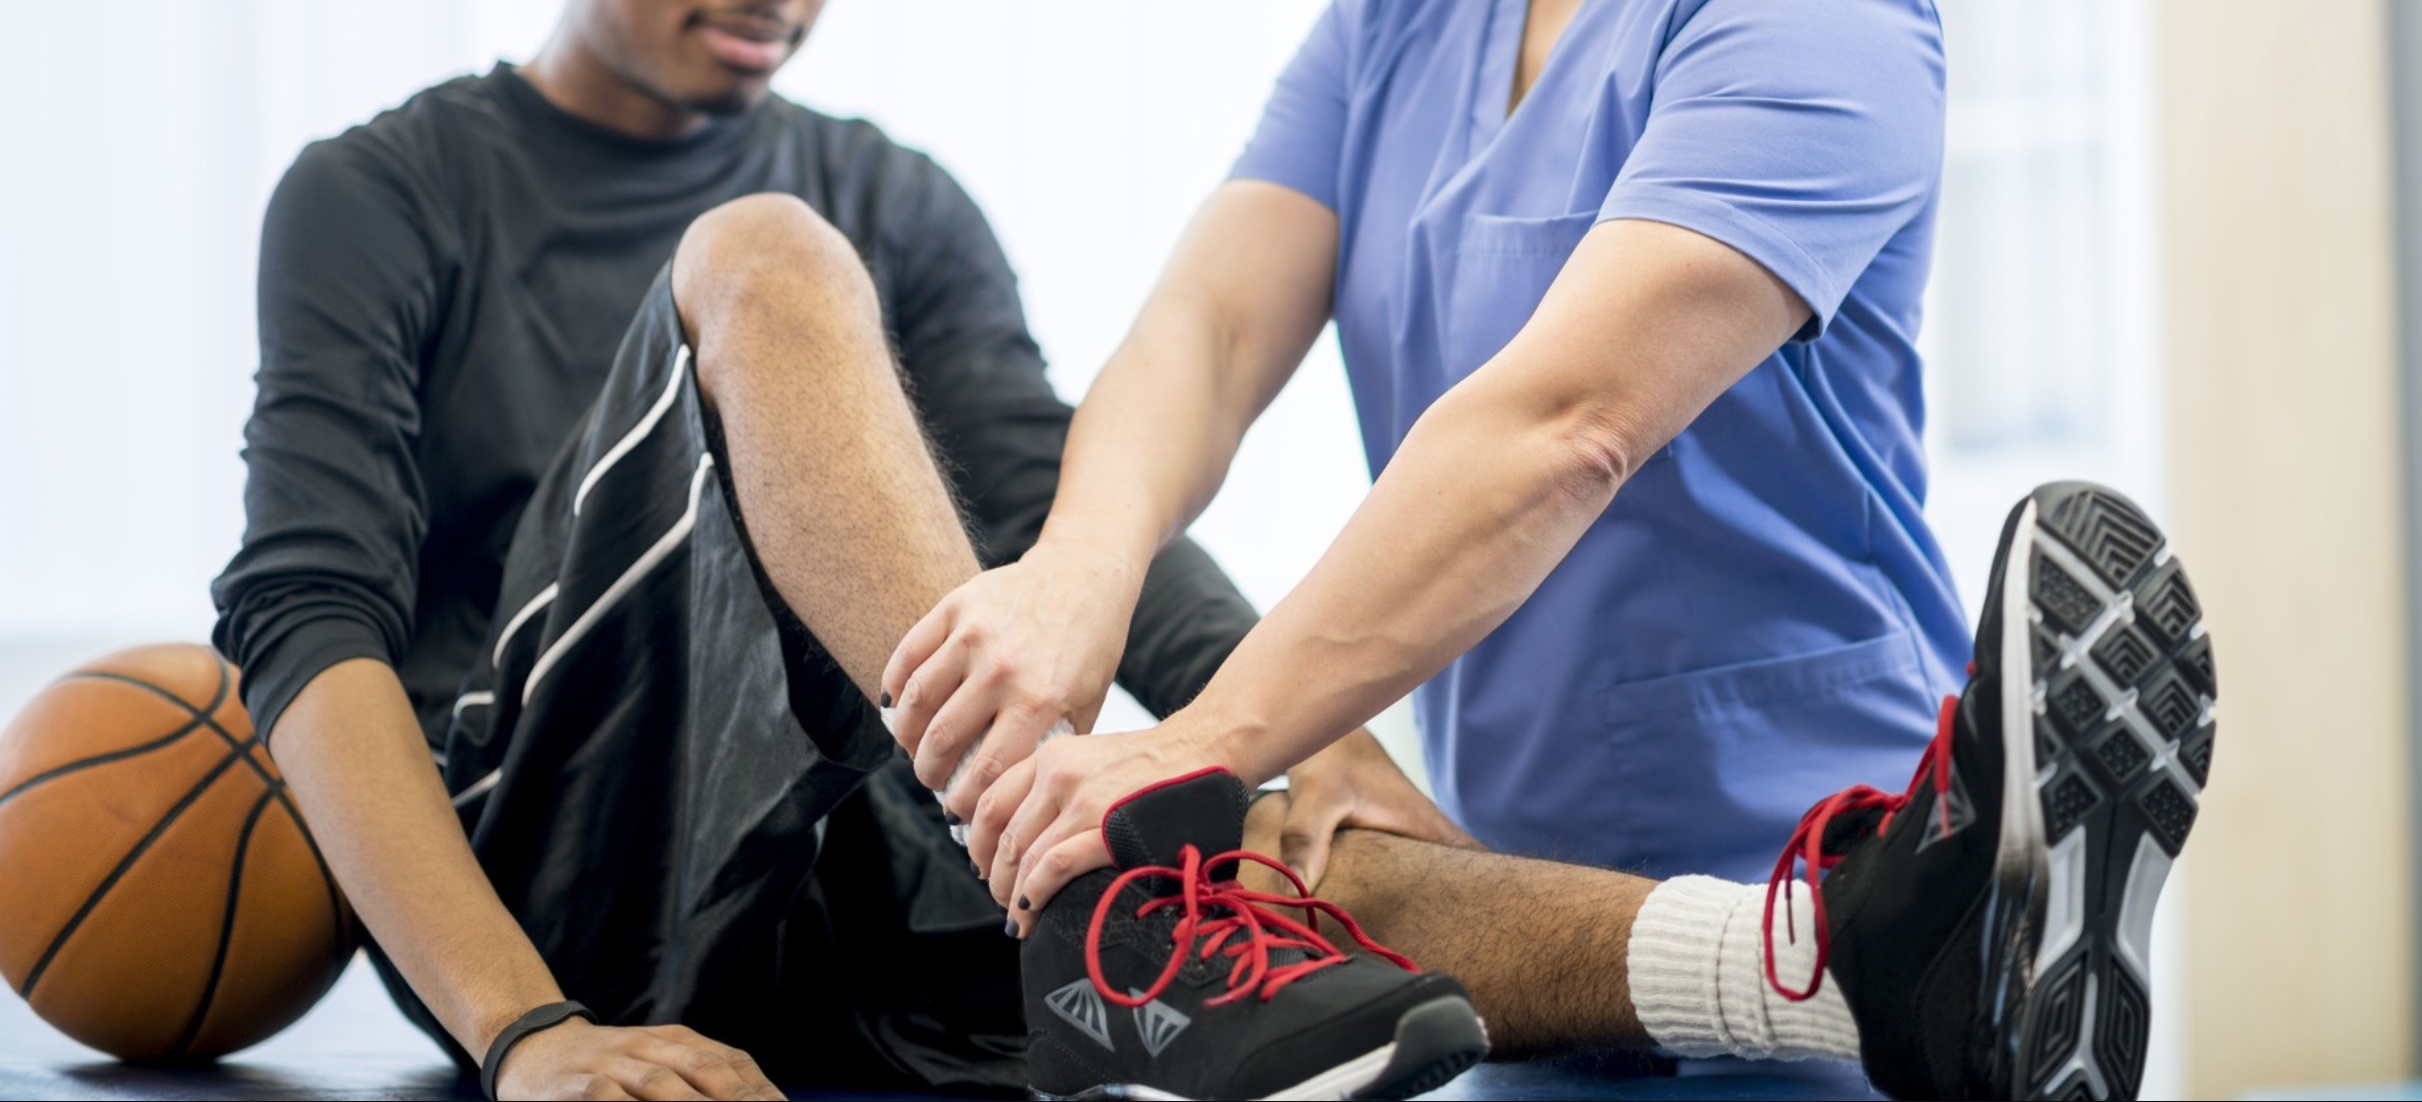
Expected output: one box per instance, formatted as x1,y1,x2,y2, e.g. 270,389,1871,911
116,658,346,934
71,662,348,933
64,667,281,793
2,661,241,810
266,779,345,937
0,712,213,811
58,654,232,724
18,744,255,999
170,787,275,1059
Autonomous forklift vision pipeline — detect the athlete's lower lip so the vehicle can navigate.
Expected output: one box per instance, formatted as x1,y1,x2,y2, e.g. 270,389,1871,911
692,14,795,73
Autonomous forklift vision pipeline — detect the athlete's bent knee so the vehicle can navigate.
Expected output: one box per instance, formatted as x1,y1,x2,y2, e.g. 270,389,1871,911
671,192,868,341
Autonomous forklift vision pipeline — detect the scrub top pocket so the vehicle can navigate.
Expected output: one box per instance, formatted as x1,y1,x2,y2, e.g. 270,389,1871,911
1442,211,1601,380
1584,629,1939,881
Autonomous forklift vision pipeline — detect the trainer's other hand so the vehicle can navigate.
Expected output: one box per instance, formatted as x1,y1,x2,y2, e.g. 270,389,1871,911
491,1019,783,1100
881,540,1141,818
1279,727,1481,890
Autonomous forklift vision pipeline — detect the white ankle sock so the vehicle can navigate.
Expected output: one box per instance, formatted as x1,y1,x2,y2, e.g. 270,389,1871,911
1625,875,1862,1061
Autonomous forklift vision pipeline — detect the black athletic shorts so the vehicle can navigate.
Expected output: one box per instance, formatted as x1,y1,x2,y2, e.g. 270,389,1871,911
369,270,1025,1091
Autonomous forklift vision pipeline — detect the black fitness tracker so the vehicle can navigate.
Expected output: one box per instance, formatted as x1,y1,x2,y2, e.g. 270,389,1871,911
480,999,596,1100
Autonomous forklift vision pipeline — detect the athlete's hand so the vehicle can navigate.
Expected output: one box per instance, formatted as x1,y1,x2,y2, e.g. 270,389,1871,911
1278,727,1481,890
882,539,1144,821
971,718,1229,929
489,1019,782,1100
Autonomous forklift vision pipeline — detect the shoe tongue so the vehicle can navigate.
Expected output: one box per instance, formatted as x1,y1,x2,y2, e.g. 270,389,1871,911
1101,768,1249,869
1820,805,1893,854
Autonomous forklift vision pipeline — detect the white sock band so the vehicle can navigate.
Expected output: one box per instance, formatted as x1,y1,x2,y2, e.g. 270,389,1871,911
1626,875,1861,1062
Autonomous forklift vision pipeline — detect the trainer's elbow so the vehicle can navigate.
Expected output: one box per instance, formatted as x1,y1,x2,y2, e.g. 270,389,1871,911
1540,403,1639,507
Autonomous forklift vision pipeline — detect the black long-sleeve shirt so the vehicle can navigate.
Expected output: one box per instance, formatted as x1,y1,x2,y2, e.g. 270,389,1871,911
212,65,1257,746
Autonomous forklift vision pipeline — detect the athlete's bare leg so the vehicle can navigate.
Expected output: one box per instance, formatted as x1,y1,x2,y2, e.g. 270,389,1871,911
1241,793,1658,1055
671,192,981,694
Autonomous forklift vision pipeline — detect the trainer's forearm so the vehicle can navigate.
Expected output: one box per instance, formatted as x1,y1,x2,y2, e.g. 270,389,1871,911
1038,181,1338,575
1185,378,1631,785
270,658,563,1057
1180,220,1811,784
1042,292,1255,571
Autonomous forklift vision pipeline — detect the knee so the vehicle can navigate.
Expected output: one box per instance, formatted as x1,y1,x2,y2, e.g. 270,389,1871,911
671,193,871,338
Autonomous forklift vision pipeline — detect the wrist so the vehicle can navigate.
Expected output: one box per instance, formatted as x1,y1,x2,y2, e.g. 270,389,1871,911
1032,515,1158,586
1171,692,1281,788
461,980,571,1057
480,1001,595,1100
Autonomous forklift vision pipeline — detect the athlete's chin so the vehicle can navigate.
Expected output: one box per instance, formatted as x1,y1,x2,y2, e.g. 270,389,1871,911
665,71,773,117
687,82,767,117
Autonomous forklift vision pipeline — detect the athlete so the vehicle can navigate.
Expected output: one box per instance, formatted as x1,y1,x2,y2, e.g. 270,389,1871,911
205,0,1291,1094
900,1,2220,1098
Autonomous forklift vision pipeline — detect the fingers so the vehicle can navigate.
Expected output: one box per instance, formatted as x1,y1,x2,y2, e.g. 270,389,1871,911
1276,780,1351,890
495,1022,781,1102
881,600,957,748
607,1058,711,1100
992,748,1074,908
891,635,972,768
630,1028,782,1100
939,700,1059,821
1013,831,1111,934
562,1075,641,1101
967,754,1038,890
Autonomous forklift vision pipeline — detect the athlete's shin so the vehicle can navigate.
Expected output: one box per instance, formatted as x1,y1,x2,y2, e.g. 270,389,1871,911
1249,803,1656,1056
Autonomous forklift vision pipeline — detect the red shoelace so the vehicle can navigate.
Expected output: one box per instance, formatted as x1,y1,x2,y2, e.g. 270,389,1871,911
1763,691,1962,1001
1086,844,1419,1009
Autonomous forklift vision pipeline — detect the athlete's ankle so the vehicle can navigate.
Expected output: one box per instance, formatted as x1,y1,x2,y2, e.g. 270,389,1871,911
1625,876,1861,1062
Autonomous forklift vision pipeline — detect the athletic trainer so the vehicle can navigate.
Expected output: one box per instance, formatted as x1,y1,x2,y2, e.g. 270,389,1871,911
901,2,2220,1098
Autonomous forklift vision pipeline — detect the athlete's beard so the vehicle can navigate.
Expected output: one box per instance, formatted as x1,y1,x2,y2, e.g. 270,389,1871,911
686,87,760,117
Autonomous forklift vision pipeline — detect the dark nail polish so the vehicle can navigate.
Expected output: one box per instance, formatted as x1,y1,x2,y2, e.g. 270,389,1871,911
878,691,892,708
1017,895,1031,911
944,810,963,827
1004,918,1019,937
974,861,986,880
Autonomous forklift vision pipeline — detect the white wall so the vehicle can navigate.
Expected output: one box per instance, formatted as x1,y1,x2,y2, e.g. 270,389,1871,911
0,0,1370,738
776,1,1373,738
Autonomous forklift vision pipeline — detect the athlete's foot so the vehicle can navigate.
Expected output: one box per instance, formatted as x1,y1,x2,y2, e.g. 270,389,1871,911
1022,769,1489,1100
1769,482,2215,1101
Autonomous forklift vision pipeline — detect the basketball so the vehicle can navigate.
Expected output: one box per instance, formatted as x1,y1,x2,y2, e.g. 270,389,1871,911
0,643,353,1061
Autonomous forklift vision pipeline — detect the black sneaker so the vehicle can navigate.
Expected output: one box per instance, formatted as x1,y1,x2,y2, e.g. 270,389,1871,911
1765,482,2215,1101
1022,768,1489,1100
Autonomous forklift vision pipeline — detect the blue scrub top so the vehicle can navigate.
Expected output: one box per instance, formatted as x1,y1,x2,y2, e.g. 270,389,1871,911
1232,0,1967,881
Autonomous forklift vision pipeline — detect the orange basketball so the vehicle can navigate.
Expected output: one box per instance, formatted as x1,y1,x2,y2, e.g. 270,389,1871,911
0,643,353,1061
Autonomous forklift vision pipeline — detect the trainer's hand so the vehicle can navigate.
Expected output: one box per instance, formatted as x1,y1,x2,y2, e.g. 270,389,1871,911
973,719,1229,930
491,1020,783,1100
1279,727,1481,889
882,540,1142,819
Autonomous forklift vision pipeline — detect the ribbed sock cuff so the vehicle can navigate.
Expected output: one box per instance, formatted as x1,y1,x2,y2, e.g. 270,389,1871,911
1628,875,1861,1062
1627,875,1738,1057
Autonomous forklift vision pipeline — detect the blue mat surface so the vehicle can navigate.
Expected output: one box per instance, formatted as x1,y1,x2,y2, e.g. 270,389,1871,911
0,956,1881,1100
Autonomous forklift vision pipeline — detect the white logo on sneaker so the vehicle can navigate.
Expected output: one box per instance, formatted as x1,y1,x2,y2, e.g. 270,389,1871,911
1128,989,1192,1057
1045,979,1115,1051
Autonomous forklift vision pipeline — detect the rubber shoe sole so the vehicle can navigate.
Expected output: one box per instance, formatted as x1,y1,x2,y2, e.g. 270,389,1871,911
1029,995,1490,1102
1999,483,2213,1101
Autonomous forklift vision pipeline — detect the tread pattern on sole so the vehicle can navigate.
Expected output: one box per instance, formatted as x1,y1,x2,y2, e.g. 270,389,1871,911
2017,486,2214,1101
1361,1049,1484,1102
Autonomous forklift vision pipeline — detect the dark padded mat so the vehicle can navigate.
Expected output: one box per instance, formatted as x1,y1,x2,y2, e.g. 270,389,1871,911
0,956,1882,1100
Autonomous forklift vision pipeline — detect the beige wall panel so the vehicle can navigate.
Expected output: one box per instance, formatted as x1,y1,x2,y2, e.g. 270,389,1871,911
2156,0,2412,1094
